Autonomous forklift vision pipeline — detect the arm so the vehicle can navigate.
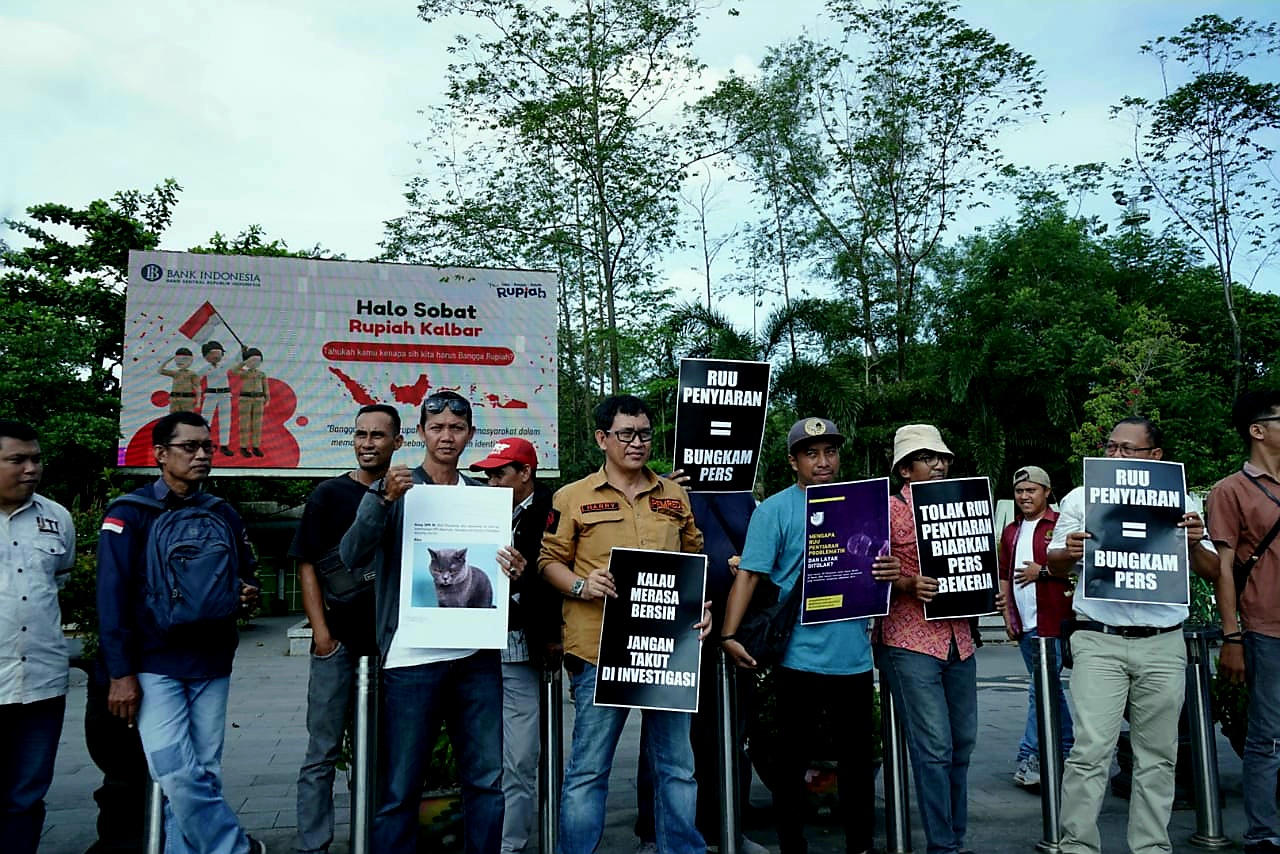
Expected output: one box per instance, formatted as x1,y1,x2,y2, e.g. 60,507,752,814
337,464,413,575
297,561,336,656
96,511,142,724
158,357,177,378
1182,509,1219,581
1046,489,1086,576
1214,548,1245,681
719,568,762,668
538,490,614,600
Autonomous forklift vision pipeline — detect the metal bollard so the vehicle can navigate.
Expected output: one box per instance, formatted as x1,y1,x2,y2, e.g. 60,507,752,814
1185,627,1230,850
716,650,740,854
350,655,378,854
540,664,565,854
1034,636,1064,854
143,778,164,854
880,684,913,854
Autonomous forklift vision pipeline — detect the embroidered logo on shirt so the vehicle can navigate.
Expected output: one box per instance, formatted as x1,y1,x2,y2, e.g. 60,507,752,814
546,509,561,533
649,497,684,514
101,516,126,535
36,516,61,535
581,501,620,514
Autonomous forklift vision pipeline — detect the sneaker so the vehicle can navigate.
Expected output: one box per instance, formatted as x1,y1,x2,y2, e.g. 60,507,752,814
741,838,771,854
247,837,267,854
1013,754,1041,788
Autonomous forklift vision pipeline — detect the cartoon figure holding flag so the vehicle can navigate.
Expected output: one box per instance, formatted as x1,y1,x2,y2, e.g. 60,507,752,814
157,347,200,413
180,301,249,457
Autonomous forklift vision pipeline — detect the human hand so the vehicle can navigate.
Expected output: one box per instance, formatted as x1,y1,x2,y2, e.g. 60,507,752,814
721,638,757,670
108,676,142,727
1219,641,1245,683
498,546,526,580
1015,561,1041,588
872,554,901,583
1178,512,1206,546
903,575,939,602
382,465,414,502
694,600,712,641
580,569,616,600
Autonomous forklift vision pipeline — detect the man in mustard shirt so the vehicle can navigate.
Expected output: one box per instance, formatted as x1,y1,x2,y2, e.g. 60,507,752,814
540,394,706,854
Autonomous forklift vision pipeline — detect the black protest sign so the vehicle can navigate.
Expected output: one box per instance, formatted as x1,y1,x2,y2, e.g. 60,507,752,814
673,358,771,492
912,477,999,620
1082,458,1189,605
594,548,708,712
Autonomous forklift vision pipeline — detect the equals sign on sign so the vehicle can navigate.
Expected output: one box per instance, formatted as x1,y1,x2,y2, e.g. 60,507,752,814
710,421,732,437
1121,521,1148,539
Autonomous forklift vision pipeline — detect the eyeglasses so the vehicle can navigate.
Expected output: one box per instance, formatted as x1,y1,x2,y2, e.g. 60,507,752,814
605,428,653,445
162,441,215,455
422,397,471,416
1103,442,1154,456
1253,416,1280,425
910,452,953,467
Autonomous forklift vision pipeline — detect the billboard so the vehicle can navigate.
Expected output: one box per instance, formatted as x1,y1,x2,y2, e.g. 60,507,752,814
121,251,558,474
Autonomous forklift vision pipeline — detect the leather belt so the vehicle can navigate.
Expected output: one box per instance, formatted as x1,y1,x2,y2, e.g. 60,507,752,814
1075,621,1181,639
206,387,231,393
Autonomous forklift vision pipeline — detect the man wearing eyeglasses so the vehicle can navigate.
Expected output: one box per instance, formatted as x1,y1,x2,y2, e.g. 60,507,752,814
96,411,266,854
540,394,706,854
339,391,526,854
1046,416,1219,854
1207,391,1280,854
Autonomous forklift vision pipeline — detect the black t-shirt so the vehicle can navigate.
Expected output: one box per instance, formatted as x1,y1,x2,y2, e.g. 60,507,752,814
289,473,377,653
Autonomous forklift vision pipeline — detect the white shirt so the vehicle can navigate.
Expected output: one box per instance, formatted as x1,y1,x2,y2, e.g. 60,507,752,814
1012,518,1039,628
1049,486,1213,628
0,493,76,705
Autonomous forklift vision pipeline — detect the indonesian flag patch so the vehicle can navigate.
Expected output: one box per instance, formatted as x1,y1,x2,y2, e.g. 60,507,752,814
101,516,126,535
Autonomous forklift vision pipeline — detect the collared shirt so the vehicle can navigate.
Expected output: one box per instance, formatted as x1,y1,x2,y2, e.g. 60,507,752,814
1050,485,1212,628
0,493,76,705
1208,463,1280,637
879,484,977,662
539,467,703,665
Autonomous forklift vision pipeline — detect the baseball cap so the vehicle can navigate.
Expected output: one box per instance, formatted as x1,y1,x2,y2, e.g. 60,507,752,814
1012,465,1051,490
468,437,538,471
787,417,845,454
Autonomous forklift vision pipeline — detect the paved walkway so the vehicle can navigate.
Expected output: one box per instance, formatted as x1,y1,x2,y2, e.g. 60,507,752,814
41,617,1246,853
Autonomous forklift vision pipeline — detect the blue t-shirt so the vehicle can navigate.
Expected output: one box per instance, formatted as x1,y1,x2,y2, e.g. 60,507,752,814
739,484,873,676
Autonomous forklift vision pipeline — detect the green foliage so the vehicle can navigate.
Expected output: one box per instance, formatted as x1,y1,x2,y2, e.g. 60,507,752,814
1,180,181,507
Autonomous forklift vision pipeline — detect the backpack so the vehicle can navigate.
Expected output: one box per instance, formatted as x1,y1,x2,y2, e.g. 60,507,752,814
109,492,243,633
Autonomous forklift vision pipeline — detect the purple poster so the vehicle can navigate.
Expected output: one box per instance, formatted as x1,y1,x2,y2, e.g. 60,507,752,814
801,478,892,624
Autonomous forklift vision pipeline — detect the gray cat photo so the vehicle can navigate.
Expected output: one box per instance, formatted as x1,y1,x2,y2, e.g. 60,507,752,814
424,546,495,609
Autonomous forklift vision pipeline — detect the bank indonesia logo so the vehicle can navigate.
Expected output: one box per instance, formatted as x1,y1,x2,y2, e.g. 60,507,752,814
141,263,163,282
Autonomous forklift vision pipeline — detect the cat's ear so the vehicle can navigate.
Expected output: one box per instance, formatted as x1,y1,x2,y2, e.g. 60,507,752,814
457,547,468,560
428,547,439,560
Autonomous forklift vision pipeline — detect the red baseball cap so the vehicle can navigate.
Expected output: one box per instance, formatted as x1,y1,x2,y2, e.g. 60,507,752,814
469,437,538,471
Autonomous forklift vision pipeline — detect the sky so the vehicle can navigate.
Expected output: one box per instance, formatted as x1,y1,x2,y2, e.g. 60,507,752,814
3,0,1278,309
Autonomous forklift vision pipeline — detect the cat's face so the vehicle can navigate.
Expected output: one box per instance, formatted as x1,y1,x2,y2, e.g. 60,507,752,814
428,547,468,585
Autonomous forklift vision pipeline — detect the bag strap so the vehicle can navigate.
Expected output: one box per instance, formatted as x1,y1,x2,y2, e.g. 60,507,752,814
1234,471,1280,589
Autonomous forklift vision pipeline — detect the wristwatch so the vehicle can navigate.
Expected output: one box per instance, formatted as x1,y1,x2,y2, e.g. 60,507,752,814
569,578,586,599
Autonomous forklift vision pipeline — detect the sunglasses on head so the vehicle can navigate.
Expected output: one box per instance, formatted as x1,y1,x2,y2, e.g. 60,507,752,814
422,396,471,416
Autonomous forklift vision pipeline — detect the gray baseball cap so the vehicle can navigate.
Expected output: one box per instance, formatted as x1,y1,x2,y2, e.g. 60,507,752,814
787,417,845,454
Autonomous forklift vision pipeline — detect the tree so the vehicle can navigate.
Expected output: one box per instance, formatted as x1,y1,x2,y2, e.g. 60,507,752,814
1113,14,1280,396
823,0,1046,378
389,0,716,395
1,180,182,506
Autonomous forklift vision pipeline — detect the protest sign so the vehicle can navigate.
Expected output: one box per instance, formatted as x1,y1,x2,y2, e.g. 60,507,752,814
594,548,707,712
122,250,558,475
395,484,511,649
912,477,999,620
1082,458,1189,605
801,478,892,623
672,358,771,492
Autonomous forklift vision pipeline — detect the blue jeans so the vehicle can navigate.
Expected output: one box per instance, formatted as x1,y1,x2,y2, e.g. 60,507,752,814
1017,631,1074,763
375,651,503,854
1244,632,1280,848
0,695,65,854
135,673,249,854
876,644,977,854
296,640,356,854
559,661,702,854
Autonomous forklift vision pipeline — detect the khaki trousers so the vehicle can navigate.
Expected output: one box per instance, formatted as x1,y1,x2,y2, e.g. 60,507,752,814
1059,627,1185,854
